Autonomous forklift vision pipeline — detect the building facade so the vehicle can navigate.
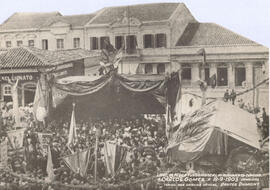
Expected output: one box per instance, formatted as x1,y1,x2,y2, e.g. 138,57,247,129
0,47,97,106
0,3,268,110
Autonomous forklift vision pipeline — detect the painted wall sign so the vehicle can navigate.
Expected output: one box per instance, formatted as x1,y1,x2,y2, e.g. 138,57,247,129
0,73,38,82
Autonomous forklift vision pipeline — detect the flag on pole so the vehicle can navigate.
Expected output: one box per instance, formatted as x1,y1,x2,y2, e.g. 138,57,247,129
166,71,182,140
67,103,77,147
33,80,47,122
46,146,55,182
11,79,20,127
197,48,206,65
62,148,92,177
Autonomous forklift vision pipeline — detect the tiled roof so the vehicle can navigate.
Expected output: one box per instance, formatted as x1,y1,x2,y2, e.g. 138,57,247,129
0,47,99,69
45,13,96,27
176,23,257,46
0,12,61,30
89,3,180,24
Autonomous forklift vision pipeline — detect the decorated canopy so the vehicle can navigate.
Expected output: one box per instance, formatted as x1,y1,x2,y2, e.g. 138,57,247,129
51,70,180,118
167,100,261,163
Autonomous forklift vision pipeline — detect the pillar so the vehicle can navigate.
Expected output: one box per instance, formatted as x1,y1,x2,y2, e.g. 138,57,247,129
171,61,181,73
228,63,235,88
191,63,200,86
209,63,217,77
245,62,254,88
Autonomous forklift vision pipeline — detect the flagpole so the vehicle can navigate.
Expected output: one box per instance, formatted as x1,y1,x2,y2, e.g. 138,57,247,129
94,126,101,183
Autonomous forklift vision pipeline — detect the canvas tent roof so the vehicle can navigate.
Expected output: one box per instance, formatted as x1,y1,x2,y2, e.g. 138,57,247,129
167,100,261,163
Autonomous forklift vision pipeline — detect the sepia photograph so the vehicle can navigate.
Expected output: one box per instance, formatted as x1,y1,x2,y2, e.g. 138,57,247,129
0,0,269,189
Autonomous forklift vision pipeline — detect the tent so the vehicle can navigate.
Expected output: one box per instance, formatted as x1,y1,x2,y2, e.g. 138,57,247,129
167,100,261,163
50,70,180,118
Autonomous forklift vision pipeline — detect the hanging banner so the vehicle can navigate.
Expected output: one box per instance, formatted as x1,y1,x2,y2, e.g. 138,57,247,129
62,148,92,177
37,133,52,156
0,139,8,169
7,128,26,149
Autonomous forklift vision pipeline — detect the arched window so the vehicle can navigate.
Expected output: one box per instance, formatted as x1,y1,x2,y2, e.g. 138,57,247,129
145,64,153,74
2,84,12,102
157,64,165,74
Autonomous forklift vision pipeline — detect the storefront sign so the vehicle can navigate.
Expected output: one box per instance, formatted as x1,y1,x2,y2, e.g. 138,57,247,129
0,73,38,82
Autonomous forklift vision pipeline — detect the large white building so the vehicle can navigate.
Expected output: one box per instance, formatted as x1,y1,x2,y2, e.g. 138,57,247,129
0,3,268,110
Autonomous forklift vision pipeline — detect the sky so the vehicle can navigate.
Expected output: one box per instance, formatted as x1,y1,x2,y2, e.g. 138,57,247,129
0,0,269,47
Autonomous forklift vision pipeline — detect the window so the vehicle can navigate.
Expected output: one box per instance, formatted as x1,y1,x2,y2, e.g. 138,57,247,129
3,85,11,95
126,35,137,53
6,41,11,48
235,67,246,86
157,64,165,74
28,40,34,47
73,38,80,48
17,41,23,47
42,39,48,50
155,33,166,48
115,36,124,50
90,37,98,50
56,39,64,49
181,65,192,80
145,64,153,74
100,36,110,49
217,66,228,86
144,34,154,48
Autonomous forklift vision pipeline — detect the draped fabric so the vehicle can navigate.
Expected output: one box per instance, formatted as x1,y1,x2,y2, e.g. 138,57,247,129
51,71,180,116
53,74,113,96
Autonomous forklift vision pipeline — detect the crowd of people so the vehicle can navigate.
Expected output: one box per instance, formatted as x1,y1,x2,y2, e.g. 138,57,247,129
0,105,173,190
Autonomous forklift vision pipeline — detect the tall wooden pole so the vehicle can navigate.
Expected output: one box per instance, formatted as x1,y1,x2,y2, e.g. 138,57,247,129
94,127,101,183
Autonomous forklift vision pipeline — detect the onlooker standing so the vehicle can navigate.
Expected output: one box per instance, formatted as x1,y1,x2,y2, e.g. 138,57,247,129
230,89,237,105
223,89,230,102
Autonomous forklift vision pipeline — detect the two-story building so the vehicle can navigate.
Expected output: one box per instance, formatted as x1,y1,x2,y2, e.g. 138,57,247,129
0,3,268,110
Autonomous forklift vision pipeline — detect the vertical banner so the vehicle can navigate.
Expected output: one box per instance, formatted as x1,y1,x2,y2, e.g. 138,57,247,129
37,133,52,156
7,128,25,149
0,139,8,169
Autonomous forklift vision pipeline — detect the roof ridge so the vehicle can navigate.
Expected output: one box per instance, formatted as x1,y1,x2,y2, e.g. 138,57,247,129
62,13,96,17
22,46,49,66
104,2,180,9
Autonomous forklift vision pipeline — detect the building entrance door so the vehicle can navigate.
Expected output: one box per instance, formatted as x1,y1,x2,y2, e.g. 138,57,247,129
23,83,36,106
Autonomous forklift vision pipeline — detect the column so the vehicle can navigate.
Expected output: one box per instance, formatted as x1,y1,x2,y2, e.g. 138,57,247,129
228,63,235,88
191,63,200,86
153,64,158,74
171,61,181,72
245,62,254,87
209,63,217,77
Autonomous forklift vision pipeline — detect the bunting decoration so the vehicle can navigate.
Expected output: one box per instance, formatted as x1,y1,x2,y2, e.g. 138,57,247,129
33,80,47,122
62,148,92,177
